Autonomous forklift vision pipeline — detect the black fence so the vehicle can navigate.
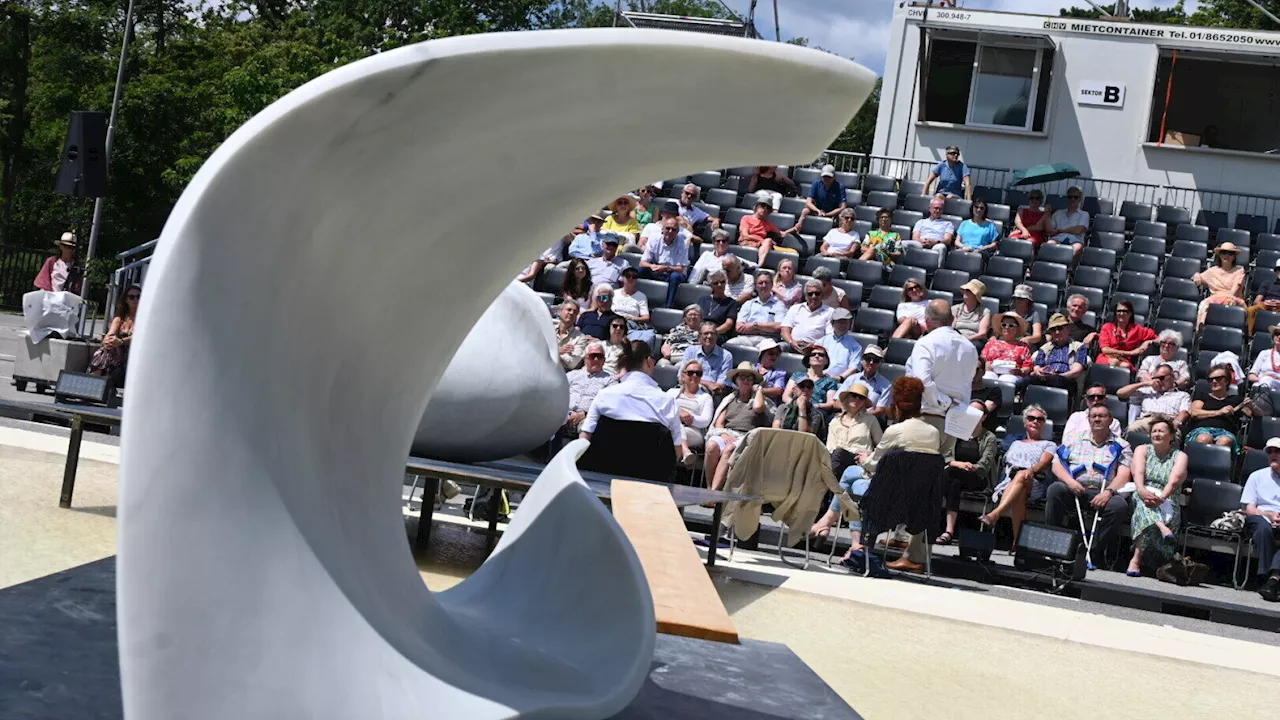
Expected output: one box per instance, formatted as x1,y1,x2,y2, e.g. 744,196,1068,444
0,245,48,311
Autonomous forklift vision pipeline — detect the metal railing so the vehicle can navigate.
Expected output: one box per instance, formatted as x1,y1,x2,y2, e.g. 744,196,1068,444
104,238,157,329
0,245,51,311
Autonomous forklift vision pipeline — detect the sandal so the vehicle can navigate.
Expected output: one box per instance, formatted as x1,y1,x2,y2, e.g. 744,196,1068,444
810,525,833,539
934,531,954,545
978,513,996,529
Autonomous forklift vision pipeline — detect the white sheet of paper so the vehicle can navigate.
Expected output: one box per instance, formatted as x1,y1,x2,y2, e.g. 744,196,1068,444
944,404,983,439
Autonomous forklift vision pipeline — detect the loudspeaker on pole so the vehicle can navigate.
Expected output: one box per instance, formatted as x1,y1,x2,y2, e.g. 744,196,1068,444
54,111,108,198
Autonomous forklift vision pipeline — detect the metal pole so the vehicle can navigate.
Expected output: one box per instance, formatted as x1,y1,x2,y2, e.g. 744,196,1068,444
81,0,135,334
772,0,779,41
1242,0,1280,28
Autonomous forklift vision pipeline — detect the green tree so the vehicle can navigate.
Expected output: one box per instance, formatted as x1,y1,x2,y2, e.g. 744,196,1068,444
1059,1,1190,23
829,76,880,157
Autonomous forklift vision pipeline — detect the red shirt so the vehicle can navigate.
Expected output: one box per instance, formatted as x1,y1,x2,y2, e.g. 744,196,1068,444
739,215,780,243
981,338,1033,372
1099,322,1156,368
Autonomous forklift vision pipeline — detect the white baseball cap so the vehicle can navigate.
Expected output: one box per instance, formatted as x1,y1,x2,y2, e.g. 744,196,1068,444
820,164,836,177
1267,437,1280,452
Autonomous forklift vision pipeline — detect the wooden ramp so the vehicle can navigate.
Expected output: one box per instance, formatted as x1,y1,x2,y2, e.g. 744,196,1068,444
611,480,739,644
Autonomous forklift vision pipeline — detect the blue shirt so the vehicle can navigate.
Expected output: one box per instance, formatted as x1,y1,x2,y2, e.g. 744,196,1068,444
687,345,733,385
819,332,864,378
737,295,786,325
839,370,892,409
679,202,709,226
808,179,847,213
1033,341,1089,373
567,231,603,258
641,236,691,269
932,160,969,197
577,310,620,340
956,219,1000,250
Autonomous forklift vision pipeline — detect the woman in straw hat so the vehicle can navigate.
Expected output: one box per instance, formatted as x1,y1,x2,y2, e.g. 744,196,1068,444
951,279,991,343
601,194,641,241
1192,242,1246,326
704,362,771,491
809,382,881,539
981,311,1034,387
33,232,82,294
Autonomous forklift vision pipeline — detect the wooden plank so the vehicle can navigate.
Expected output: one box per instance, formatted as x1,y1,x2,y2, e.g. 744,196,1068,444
611,479,739,644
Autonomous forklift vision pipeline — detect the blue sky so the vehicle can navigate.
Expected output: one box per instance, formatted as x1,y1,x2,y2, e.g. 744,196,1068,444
743,0,1199,75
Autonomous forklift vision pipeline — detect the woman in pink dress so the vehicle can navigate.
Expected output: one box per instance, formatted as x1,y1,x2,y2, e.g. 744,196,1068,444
1008,190,1049,247
1193,243,1246,326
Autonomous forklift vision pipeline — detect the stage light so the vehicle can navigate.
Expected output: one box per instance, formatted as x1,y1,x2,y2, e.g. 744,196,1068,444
958,527,995,561
54,370,114,406
1014,522,1087,584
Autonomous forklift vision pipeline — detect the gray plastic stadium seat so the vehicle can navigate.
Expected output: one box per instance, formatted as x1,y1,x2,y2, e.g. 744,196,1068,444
986,203,1011,223
943,197,972,219
673,283,710,308
1119,201,1155,227
651,307,684,333
1116,271,1157,297
1047,195,1067,212
1235,213,1268,236
1088,364,1131,395
653,363,678,390
984,256,1024,280
942,214,963,229
930,268,970,298
1256,233,1280,253
891,224,913,240
1200,325,1243,355
1036,243,1075,267
1024,385,1070,427
1153,318,1194,348
867,285,903,311
1204,304,1246,330
1029,261,1068,286
1087,197,1114,217
903,247,942,271
695,202,720,222
854,307,897,339
867,190,899,210
690,171,721,190
854,205,880,224
1212,227,1250,250
792,167,821,186
1129,236,1166,258
1134,221,1167,240
769,212,797,232
705,188,737,209
894,209,924,228
619,252,642,269
1196,210,1228,233
1072,266,1110,291
1156,298,1197,324
835,172,859,189
1005,189,1029,208
1160,277,1201,302
862,174,897,193
1174,223,1209,244
779,197,807,217
1078,247,1116,272
635,279,670,305
889,264,927,288
1155,205,1191,229
977,275,1013,302
537,266,567,294
899,179,926,197
1089,230,1125,253
974,186,1004,205
801,216,833,239
725,208,751,227
1183,443,1233,481
845,189,863,207
945,251,984,276
1121,252,1160,275
845,259,885,290
1092,215,1126,234
1171,240,1207,260
998,238,1034,263
1163,256,1201,280
803,256,841,277
885,338,916,365
832,279,863,304
727,246,757,263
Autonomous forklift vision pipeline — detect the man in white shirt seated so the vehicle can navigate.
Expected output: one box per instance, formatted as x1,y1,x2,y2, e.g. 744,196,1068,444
1062,384,1122,441
563,342,617,435
587,235,628,288
818,308,863,382
635,200,693,252
730,270,786,350
909,196,955,258
721,255,753,303
1117,365,1191,434
781,279,834,354
1047,186,1090,261
1243,437,1280,601
906,300,979,460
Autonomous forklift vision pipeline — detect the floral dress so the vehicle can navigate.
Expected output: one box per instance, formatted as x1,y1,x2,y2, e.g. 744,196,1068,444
863,230,902,265
1130,444,1182,555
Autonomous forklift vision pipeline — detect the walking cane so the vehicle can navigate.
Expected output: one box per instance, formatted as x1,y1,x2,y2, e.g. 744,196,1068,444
1075,495,1101,570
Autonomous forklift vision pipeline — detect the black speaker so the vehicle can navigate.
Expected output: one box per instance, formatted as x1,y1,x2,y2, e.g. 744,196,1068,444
54,111,108,198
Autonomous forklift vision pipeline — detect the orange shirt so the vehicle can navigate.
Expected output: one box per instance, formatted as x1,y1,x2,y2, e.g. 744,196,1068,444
739,215,779,241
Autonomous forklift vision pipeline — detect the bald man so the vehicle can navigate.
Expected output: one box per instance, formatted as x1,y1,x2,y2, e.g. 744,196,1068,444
905,299,979,460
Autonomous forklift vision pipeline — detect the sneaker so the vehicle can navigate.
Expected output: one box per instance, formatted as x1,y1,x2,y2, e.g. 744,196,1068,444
1260,576,1280,603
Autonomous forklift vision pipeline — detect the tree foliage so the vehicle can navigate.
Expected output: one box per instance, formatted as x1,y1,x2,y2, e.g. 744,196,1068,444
1060,0,1280,28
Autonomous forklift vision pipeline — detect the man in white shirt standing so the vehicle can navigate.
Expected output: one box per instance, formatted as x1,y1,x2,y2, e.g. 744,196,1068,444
1047,186,1090,262
905,299,979,460
1242,437,1280,601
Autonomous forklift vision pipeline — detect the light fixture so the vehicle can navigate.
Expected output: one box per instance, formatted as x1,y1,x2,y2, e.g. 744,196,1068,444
1014,522,1087,586
54,370,114,406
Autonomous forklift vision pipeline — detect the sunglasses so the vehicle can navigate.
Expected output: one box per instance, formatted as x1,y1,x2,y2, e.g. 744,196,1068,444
866,356,882,363
1025,416,1046,423
1115,309,1131,315
1209,375,1229,382
810,353,828,358
1086,394,1107,401
684,370,703,376
586,353,604,358
1268,449,1280,456
710,280,726,286
1068,195,1081,199
805,291,822,297
907,285,923,292
597,295,612,301
1160,340,1177,346
1001,321,1019,328
682,190,696,196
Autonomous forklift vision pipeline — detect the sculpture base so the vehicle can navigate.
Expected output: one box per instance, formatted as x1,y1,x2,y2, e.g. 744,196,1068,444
0,558,860,719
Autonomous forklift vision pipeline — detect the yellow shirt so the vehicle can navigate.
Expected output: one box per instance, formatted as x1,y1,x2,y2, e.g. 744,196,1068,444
603,215,641,236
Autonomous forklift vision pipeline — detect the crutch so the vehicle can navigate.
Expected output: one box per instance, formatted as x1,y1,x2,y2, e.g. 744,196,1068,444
1075,495,1101,570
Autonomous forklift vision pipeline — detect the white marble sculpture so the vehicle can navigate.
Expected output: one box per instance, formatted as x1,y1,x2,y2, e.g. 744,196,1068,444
414,281,568,461
117,29,874,719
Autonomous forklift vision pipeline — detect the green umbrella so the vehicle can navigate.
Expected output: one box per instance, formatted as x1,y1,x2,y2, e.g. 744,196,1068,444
1009,162,1080,187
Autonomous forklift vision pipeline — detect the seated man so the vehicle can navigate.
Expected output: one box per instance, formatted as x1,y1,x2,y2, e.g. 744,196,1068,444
562,342,618,436
812,266,852,310
819,308,862,382
705,363,772,491
1047,186,1090,261
839,345,892,417
638,216,690,309
684,321,733,398
586,234,628,288
697,270,740,342
781,279,834,355
637,200,692,252
1243,438,1280,602
1063,293,1098,347
1062,384,1122,441
1028,313,1088,408
731,270,786,350
791,164,846,236
565,213,605,259
772,376,824,436
677,183,719,241
1048,403,1133,569
925,145,972,199
738,197,784,265
691,229,755,284
909,196,955,257
721,255,753,302
1117,364,1190,435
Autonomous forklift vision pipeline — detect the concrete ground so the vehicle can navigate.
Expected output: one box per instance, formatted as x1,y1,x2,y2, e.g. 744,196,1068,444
4,424,1277,720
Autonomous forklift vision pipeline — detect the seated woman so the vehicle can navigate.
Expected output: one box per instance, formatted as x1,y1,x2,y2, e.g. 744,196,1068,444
1098,299,1156,370
979,406,1057,548
891,279,929,339
600,318,630,375
782,345,840,415
809,383,882,539
579,339,691,465
89,285,140,384
1192,243,1246,326
952,279,991,344
705,363,772,491
1126,416,1189,577
555,302,591,370
1011,284,1044,347
772,377,824,436
664,359,713,453
1184,366,1259,451
819,209,861,260
561,258,593,311
577,283,621,340
659,304,703,367
613,267,655,346
954,199,1000,259
859,208,902,265
602,194,641,244
981,311,1033,386
1137,329,1191,390
936,404,998,545
1007,190,1049,247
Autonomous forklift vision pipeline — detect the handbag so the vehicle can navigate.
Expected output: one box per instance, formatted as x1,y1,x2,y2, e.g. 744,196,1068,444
1156,557,1209,586
1209,510,1246,533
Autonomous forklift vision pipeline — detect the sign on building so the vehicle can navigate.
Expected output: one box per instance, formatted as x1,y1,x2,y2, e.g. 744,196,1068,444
1077,81,1126,108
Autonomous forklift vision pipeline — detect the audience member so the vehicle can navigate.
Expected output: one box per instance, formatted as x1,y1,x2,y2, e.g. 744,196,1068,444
577,283,620,339
1047,185,1089,260
818,308,862,381
746,165,797,208
566,214,605,259
1138,330,1190,389
739,197,784,265
697,271,739,341
691,229,752,284
555,302,591,370
1011,284,1045,347
659,304,703,367
772,257,804,307
793,164,847,235
665,359,714,452
722,255,753,302
1029,314,1088,407
563,342,617,433
1192,243,1246,326
772,376,825,436
891,278,930,339
861,208,903,264
924,145,972,199
33,232,81,294
638,216,690,308
982,311,1033,386
936,403,998,545
810,266,850,311
601,318,630,375
1242,439,1280,601
1118,364,1191,434
808,383,883,541
89,284,139,382
909,196,955,256
1062,385,1122,440
1126,416,1189,577
968,364,1003,431
1008,189,1049,246
677,183,718,239
838,345,892,416
686,321,732,396
754,340,788,401
1246,257,1280,334
634,184,659,226
602,194,641,241
579,340,690,464
1184,366,1258,450
819,208,861,259
1098,299,1156,369
733,270,786,350
906,299,979,460
954,199,1000,258
1064,293,1097,346
980,406,1057,547
518,239,567,284
1047,403,1132,568
705,363,772,490
1248,327,1280,415
561,258,594,310
587,235,628,287
637,201,692,252
783,345,840,413
613,266,655,345
952,279,991,343
781,280,834,353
